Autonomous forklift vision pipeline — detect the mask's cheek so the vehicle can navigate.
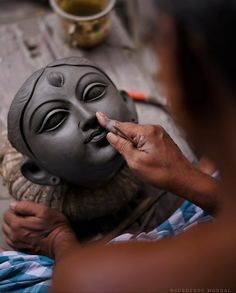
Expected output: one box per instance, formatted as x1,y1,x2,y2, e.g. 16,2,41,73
30,129,86,168
88,89,130,121
111,91,137,122
105,100,133,122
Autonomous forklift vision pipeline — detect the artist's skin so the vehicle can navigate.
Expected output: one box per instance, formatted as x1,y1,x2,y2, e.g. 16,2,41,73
3,3,236,293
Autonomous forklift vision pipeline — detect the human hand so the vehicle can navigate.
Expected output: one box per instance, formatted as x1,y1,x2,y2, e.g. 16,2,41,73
3,201,77,259
96,112,193,192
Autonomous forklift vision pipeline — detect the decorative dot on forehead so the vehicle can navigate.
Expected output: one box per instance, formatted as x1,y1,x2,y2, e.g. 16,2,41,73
47,71,64,88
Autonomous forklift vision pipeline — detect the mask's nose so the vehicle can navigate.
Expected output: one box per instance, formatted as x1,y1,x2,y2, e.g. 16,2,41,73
79,107,98,131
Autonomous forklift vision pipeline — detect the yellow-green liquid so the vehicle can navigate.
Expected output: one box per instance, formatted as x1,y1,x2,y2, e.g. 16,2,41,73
59,0,108,17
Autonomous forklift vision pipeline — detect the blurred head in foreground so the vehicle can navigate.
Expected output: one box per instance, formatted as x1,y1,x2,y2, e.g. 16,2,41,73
141,0,236,166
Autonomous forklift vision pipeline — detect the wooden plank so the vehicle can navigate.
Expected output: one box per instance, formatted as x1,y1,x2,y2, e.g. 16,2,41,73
0,0,47,25
0,17,54,127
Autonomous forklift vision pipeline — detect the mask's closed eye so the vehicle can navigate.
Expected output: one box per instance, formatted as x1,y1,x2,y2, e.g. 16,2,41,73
37,109,69,134
82,82,107,102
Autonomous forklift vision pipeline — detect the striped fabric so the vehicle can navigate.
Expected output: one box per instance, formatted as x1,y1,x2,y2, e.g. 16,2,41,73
0,200,213,292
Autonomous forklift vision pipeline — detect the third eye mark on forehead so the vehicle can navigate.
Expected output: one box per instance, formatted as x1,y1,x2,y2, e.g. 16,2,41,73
47,71,64,88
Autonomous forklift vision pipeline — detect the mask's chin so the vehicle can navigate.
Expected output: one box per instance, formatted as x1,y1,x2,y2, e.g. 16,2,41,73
64,153,126,188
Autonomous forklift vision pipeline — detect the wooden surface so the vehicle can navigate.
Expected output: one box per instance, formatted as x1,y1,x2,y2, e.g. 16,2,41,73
0,0,48,25
0,11,194,159
0,13,156,125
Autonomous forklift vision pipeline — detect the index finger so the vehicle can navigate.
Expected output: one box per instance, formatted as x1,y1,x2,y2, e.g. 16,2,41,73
10,201,48,217
96,112,142,138
4,208,25,227
4,208,50,231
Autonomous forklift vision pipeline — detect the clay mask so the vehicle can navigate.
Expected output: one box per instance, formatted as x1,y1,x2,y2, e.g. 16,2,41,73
8,57,138,187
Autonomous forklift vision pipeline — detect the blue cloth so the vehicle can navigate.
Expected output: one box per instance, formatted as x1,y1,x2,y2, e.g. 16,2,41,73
0,251,53,292
0,201,213,292
111,200,213,242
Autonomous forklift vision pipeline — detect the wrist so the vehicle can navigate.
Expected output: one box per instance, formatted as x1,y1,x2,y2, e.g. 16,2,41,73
168,160,197,194
50,225,78,260
169,163,220,213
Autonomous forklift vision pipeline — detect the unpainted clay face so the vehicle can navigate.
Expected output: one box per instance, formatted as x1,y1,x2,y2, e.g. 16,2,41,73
22,65,137,187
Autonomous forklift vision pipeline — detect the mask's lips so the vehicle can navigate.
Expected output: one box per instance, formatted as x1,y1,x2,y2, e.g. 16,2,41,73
84,127,107,144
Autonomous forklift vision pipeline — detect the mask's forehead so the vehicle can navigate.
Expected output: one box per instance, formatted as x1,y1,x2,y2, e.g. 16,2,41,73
24,65,110,116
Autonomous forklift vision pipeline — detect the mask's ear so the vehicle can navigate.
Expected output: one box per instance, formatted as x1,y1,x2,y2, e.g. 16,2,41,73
119,90,138,123
21,157,61,186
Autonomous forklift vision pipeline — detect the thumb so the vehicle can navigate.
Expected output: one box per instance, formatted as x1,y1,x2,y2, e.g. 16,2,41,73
107,132,136,162
10,201,45,216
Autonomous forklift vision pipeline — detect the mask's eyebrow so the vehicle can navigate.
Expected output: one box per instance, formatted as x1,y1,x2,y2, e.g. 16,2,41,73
76,72,107,99
77,72,103,84
29,99,70,130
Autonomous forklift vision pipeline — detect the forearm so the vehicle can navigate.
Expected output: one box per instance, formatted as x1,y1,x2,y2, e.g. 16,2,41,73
169,165,220,215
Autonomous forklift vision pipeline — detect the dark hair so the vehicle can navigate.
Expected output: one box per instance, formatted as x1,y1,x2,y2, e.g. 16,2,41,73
153,0,236,115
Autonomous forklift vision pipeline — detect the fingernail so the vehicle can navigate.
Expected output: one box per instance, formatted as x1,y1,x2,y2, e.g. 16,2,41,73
96,112,108,121
96,112,108,126
96,112,106,118
10,202,17,210
107,132,118,144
